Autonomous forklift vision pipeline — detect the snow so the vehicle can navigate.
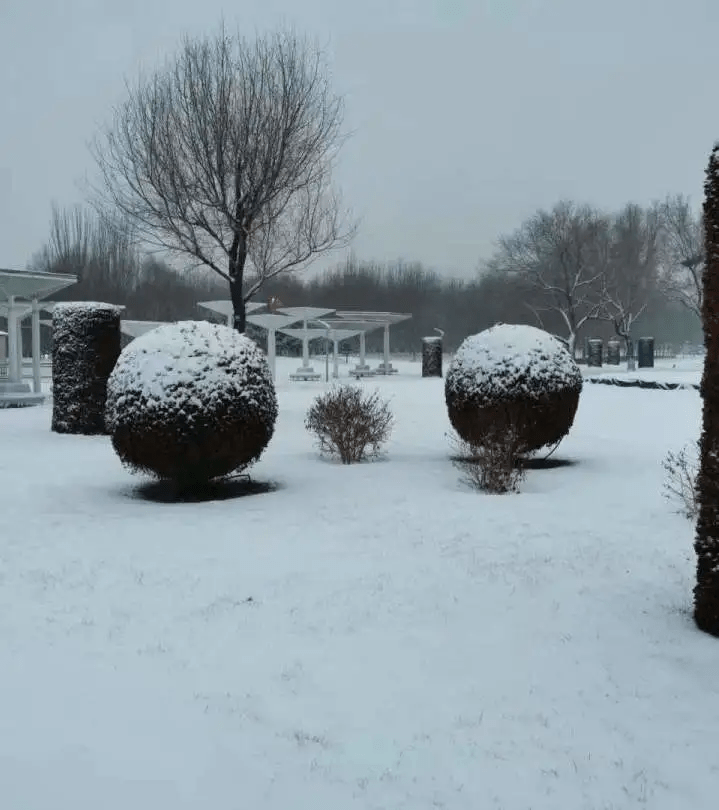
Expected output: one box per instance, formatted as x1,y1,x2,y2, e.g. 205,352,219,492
53,301,124,319
446,324,582,400
106,320,277,432
1,355,717,809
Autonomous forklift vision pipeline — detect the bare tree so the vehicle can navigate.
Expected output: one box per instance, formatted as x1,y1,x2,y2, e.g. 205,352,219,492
90,26,353,332
657,194,704,319
484,201,608,357
30,203,140,302
599,203,661,369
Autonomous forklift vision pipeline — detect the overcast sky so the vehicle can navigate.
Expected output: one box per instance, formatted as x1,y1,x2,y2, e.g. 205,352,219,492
1,0,717,277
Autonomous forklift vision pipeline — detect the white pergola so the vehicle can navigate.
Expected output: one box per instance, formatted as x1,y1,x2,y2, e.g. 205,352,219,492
245,312,302,379
332,311,412,374
324,318,385,377
275,307,336,378
197,300,266,326
0,268,77,405
326,328,364,378
278,327,341,381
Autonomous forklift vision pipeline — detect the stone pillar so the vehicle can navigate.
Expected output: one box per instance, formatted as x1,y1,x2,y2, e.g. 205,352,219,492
637,337,655,368
422,336,443,377
606,340,621,365
587,339,603,367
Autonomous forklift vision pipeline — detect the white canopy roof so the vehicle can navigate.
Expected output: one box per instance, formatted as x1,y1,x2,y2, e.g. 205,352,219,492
324,318,384,333
246,313,302,330
197,300,266,319
276,306,336,321
0,268,77,302
279,327,364,341
334,311,412,325
278,328,333,340
324,328,363,341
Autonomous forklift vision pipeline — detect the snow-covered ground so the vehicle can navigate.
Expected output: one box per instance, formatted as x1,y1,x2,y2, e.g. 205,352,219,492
1,356,716,810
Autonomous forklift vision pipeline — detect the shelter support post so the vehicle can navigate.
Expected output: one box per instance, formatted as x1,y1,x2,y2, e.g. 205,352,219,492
302,320,310,368
7,296,19,383
31,297,41,393
267,328,276,380
359,332,367,369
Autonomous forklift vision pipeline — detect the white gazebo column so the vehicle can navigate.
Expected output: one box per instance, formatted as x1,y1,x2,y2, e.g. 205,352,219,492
31,297,42,393
358,331,368,371
6,296,19,383
267,328,277,380
382,323,391,371
301,320,310,369
333,339,340,378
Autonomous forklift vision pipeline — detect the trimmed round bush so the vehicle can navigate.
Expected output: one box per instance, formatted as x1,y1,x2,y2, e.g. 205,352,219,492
105,320,278,485
445,323,583,453
52,302,122,435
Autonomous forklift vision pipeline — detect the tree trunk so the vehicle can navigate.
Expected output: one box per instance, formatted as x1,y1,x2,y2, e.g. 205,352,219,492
567,332,577,361
229,276,246,333
695,144,719,636
625,335,635,371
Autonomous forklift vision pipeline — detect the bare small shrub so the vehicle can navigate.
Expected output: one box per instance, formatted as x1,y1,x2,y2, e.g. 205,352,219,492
450,429,526,494
662,442,699,519
305,385,394,464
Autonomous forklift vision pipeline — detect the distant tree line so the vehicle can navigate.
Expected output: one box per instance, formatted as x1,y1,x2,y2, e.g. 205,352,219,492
15,196,702,358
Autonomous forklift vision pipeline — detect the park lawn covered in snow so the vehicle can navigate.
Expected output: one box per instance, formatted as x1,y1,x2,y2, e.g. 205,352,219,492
1,357,717,809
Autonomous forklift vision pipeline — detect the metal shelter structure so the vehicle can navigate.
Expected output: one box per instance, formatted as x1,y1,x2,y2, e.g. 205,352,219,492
0,268,77,407
324,319,385,377
275,307,336,380
278,326,363,380
332,311,412,375
245,312,302,379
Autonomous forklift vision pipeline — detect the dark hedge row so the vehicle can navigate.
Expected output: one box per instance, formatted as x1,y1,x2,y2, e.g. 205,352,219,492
586,377,699,391
51,302,122,435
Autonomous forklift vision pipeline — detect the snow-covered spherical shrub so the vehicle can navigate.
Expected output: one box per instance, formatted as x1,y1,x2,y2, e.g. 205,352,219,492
445,324,583,454
105,320,278,485
52,302,122,435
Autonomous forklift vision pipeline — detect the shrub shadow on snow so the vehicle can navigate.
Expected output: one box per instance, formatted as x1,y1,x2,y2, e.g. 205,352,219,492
521,457,578,471
127,475,281,504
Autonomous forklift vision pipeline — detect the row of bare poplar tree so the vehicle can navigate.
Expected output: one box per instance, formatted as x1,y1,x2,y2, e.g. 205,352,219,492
26,194,702,357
